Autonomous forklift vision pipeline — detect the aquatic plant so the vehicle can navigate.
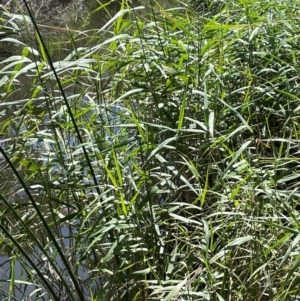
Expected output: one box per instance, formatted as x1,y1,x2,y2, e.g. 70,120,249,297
1,0,300,300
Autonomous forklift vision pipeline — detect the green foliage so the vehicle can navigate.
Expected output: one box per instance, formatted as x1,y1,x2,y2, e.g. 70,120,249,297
1,0,300,300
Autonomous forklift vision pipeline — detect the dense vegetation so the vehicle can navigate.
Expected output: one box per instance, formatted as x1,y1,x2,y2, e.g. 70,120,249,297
1,0,300,300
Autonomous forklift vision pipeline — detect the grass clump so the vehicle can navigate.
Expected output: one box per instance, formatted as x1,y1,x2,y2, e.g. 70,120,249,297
1,0,300,300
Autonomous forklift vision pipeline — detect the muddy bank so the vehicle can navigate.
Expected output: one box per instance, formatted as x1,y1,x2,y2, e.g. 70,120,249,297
0,0,122,27
0,0,124,59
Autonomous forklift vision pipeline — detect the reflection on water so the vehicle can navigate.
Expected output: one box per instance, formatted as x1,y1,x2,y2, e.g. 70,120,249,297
0,224,101,300
0,89,137,299
0,256,38,300
0,1,147,299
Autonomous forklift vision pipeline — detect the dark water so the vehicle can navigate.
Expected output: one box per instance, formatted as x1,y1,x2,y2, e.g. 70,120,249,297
0,226,95,301
0,96,136,300
0,1,141,300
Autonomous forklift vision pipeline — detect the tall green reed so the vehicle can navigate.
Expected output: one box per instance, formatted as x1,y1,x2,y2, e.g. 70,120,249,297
1,0,300,300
